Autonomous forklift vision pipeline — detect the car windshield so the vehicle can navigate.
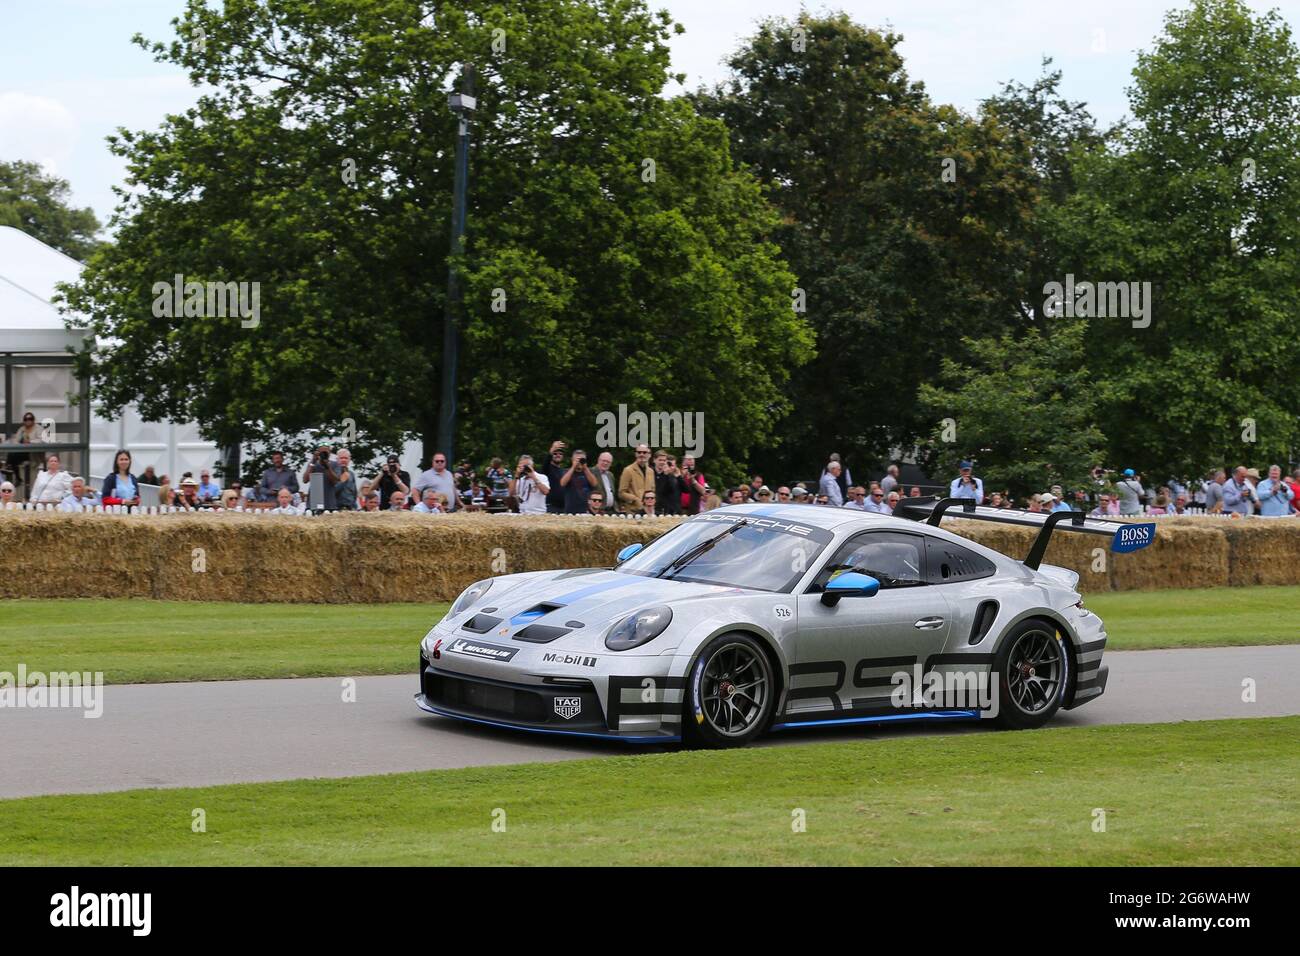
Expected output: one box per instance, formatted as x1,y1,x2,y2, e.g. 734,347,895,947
617,512,833,592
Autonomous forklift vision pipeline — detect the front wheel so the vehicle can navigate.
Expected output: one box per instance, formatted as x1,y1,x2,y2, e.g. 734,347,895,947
993,619,1071,729
683,634,775,748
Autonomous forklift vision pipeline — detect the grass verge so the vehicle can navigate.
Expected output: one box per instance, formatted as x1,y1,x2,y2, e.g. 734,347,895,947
0,717,1293,866
2,585,1296,684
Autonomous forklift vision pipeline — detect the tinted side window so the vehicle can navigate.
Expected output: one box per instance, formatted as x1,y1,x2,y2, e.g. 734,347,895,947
925,538,996,584
812,532,927,590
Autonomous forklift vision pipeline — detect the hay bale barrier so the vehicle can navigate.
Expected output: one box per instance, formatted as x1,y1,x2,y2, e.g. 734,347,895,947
0,512,683,604
1,511,1297,603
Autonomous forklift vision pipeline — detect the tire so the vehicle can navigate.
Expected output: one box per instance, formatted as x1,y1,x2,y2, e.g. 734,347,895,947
683,633,776,749
992,618,1071,730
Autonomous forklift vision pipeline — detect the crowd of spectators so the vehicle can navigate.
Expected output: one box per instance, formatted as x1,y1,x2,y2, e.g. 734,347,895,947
4,441,1298,520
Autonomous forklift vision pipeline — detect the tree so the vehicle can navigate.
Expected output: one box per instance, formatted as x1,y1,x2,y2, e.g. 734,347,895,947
694,13,1039,478
63,0,810,479
1045,0,1300,476
0,160,101,260
918,321,1108,499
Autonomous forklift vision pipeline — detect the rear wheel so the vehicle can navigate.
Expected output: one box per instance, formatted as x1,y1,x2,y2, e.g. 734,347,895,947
993,619,1070,729
683,634,775,748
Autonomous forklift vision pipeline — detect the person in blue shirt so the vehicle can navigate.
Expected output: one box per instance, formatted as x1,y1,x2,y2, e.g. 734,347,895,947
197,468,222,503
1257,465,1296,517
101,449,140,507
950,461,983,501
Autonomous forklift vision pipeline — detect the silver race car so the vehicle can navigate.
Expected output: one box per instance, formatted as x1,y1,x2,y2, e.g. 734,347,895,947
415,499,1156,747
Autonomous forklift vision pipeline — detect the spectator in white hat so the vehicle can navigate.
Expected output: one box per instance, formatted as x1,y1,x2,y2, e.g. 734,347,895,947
0,481,16,510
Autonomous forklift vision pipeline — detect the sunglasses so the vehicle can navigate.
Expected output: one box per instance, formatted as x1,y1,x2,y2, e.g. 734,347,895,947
872,493,883,498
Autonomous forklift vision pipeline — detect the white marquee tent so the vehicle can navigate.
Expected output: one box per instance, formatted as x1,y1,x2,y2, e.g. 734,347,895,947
0,225,219,491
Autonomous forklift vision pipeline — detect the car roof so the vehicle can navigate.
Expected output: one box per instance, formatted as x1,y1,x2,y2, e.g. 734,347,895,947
703,503,917,533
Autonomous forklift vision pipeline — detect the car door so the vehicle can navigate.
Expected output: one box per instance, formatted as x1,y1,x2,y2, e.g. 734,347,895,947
789,531,952,716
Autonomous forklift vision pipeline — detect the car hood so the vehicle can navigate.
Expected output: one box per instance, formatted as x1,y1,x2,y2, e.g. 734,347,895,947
446,568,751,641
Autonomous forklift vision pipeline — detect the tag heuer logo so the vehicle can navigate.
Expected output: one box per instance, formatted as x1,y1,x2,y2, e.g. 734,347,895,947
553,696,582,720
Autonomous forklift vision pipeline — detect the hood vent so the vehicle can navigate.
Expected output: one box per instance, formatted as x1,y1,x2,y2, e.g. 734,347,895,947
462,613,503,634
514,624,572,644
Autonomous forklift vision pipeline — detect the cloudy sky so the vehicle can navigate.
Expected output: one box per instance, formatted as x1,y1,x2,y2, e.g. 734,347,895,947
3,0,1298,228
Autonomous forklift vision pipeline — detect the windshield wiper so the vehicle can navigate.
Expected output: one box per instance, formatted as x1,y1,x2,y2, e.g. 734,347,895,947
657,519,749,578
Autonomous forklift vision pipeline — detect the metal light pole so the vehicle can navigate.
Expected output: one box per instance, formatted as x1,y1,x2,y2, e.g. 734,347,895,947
436,66,475,465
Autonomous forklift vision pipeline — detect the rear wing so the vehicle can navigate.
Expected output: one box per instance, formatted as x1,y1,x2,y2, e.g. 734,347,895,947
896,497,1156,570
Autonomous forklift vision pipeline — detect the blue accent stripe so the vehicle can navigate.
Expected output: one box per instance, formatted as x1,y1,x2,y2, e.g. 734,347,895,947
508,608,548,625
415,696,678,744
771,710,979,730
545,576,643,606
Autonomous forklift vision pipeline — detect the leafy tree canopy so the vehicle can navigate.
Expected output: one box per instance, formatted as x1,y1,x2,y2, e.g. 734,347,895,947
0,160,102,260
64,0,811,481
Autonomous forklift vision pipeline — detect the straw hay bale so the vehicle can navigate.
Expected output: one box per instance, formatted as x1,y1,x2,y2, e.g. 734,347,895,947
1,509,1294,602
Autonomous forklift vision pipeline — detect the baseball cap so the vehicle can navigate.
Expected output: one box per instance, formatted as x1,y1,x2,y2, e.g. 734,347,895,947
1123,468,1135,477
959,460,973,470
791,487,809,499
1038,492,1056,503
757,485,772,495
387,454,400,463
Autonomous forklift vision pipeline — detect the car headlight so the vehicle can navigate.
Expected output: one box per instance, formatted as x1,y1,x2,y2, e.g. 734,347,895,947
605,605,673,651
450,579,493,617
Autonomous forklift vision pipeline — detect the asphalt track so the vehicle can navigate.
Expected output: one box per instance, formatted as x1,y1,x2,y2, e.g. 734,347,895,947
2,645,1297,798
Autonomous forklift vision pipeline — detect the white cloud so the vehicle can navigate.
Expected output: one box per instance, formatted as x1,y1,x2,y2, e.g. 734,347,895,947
0,91,78,175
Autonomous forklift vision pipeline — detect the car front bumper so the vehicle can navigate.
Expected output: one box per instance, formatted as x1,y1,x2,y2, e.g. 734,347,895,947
416,657,682,743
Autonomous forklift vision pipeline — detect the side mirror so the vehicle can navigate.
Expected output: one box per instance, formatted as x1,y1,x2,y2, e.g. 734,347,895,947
820,571,880,607
616,542,644,564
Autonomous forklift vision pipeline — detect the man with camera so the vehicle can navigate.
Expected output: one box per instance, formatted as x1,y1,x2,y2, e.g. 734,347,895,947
1256,464,1295,517
653,450,685,515
541,440,569,514
1222,465,1257,516
301,444,342,511
949,460,984,503
1113,468,1145,515
374,455,411,509
560,448,599,514
510,454,550,515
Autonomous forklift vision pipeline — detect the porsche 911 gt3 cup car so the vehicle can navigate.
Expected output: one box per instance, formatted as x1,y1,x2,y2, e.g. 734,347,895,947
415,498,1155,747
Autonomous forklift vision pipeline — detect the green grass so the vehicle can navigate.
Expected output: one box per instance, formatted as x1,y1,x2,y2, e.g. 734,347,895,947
2,585,1296,685
0,717,1294,865
0,599,447,683
1085,585,1300,649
